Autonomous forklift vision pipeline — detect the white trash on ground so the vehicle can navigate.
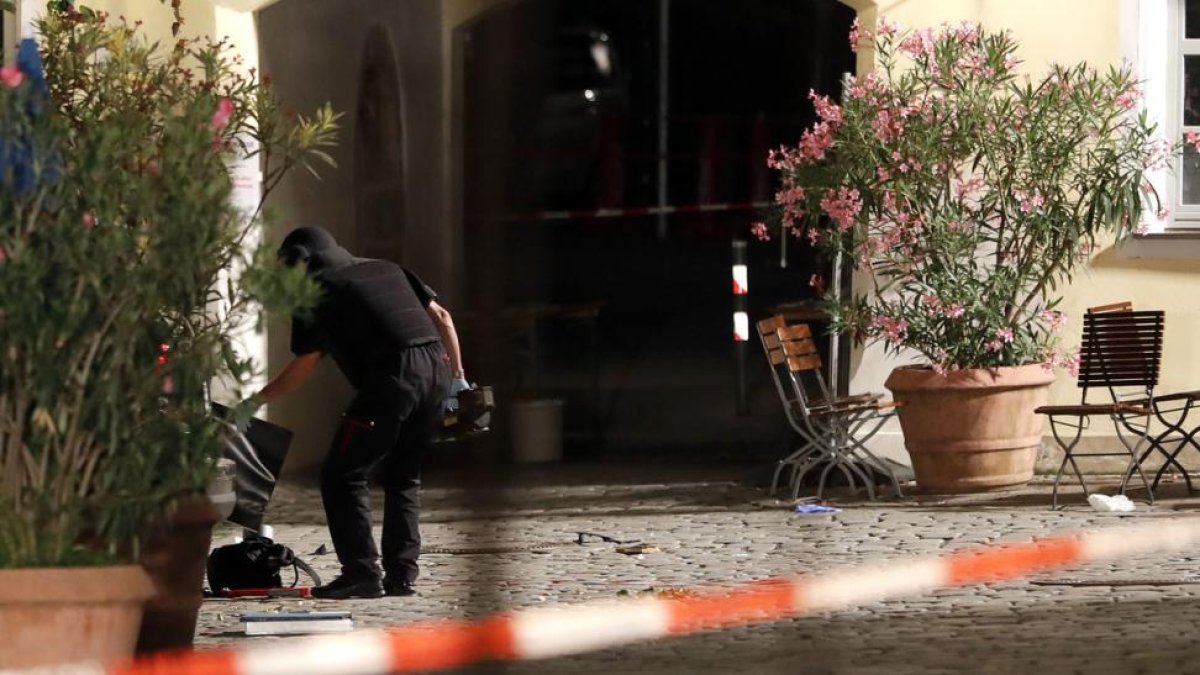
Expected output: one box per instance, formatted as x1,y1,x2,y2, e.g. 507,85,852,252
1087,493,1136,512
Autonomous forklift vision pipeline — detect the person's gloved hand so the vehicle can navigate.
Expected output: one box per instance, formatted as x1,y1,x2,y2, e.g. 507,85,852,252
231,394,266,433
446,376,471,412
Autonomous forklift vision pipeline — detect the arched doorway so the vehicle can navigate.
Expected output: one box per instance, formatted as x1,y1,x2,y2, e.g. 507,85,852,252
354,26,406,261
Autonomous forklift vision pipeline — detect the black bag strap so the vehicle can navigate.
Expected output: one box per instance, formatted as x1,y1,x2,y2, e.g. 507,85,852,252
291,556,323,587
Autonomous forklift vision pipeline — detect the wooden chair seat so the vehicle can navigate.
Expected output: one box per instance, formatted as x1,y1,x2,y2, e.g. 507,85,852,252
1035,403,1151,417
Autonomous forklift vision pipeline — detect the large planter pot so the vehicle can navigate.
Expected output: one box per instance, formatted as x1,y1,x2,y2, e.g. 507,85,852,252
0,565,155,669
885,364,1055,493
135,494,223,653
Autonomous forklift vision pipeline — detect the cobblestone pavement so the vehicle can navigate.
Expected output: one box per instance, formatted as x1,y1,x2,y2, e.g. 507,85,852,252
197,463,1200,674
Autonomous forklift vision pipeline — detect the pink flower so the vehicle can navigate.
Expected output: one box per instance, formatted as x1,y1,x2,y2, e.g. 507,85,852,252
751,221,770,241
920,292,942,315
82,213,96,231
876,166,891,182
766,146,801,171
1114,85,1141,110
1043,348,1081,377
1157,207,1170,221
996,327,1015,343
805,228,820,245
0,65,23,89
848,17,863,52
1063,350,1081,378
846,73,880,100
1015,190,1044,214
899,28,936,58
1039,310,1066,331
1143,140,1172,170
871,316,908,344
162,376,175,395
1187,131,1200,152
820,187,863,230
1135,221,1151,235
797,122,835,162
774,185,806,205
943,303,965,319
954,21,980,44
211,98,235,131
873,108,903,143
877,18,901,38
809,89,843,124
1074,241,1095,263
984,339,1005,352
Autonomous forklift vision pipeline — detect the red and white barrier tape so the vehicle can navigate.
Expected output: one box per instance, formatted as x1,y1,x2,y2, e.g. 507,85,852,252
474,200,770,223
11,518,1200,675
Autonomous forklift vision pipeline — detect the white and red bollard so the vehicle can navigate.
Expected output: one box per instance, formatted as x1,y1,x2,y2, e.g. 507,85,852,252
733,239,749,416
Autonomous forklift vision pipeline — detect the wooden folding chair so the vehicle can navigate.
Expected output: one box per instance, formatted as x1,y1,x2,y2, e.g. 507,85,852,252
757,316,904,500
1035,303,1159,509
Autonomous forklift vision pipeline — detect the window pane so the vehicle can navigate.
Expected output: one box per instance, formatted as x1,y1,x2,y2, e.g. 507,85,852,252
1190,0,1200,39
1183,143,1200,205
1186,57,1200,125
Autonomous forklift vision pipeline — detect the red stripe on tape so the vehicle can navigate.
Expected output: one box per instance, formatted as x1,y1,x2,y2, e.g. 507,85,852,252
946,536,1083,584
109,650,239,675
386,616,517,671
666,579,797,634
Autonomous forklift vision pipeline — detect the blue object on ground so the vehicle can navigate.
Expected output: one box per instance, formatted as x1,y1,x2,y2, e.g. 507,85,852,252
794,504,841,514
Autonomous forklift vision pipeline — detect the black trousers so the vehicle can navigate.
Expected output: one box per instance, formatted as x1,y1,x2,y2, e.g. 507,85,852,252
320,342,449,583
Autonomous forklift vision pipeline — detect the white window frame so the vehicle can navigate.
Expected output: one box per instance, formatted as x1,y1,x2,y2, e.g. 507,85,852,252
1121,0,1200,243
1170,0,1200,227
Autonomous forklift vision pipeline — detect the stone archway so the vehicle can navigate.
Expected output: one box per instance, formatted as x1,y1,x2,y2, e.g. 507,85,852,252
354,25,406,261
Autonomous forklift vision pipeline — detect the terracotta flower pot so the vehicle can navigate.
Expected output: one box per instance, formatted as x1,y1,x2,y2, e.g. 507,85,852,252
0,565,155,669
135,495,223,653
885,364,1055,493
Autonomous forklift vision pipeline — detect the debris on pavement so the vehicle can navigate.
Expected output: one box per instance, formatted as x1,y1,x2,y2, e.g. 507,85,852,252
241,610,353,636
794,503,841,514
1087,493,1136,513
312,544,328,555
751,496,829,509
616,543,661,555
617,586,698,599
577,531,640,545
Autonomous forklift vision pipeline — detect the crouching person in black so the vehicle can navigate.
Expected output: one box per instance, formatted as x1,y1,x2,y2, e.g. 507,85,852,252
252,226,470,599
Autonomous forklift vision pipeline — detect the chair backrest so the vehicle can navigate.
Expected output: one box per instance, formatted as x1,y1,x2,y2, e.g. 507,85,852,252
757,316,825,428
757,316,833,413
1077,306,1163,401
757,316,800,420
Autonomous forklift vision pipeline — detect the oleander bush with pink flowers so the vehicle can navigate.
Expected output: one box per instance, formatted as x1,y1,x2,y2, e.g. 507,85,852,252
0,5,337,567
761,19,1186,375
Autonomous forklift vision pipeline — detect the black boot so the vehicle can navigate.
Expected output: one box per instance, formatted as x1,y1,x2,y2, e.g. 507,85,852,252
312,574,384,599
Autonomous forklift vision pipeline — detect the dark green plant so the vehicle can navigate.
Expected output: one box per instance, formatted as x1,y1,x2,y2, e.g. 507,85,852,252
0,5,338,567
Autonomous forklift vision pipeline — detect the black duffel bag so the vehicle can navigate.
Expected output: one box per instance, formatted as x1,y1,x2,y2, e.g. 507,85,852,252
206,536,321,592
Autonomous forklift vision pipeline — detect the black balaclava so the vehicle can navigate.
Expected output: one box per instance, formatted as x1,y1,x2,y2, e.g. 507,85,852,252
278,226,353,274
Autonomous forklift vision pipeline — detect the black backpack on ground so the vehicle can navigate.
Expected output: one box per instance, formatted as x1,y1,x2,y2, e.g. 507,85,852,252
206,536,322,592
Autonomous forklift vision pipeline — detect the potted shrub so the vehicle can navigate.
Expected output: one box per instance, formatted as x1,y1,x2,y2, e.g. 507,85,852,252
0,4,336,667
762,19,1177,492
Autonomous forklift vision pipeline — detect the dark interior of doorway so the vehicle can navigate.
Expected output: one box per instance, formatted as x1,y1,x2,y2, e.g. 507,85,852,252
459,0,856,464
